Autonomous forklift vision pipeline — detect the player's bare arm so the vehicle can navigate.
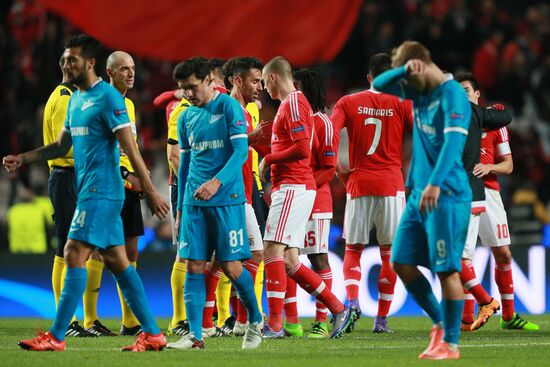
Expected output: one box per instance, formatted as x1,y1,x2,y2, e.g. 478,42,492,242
116,126,169,219
473,154,513,178
168,143,180,173
3,129,72,173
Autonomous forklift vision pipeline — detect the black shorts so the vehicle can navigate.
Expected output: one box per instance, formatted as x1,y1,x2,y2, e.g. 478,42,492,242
121,188,145,237
170,183,178,220
251,179,268,236
48,167,77,239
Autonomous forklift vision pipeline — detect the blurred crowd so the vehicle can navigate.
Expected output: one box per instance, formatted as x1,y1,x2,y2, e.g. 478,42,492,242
1,0,549,251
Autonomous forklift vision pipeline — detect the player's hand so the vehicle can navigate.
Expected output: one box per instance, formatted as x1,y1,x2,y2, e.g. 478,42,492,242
145,190,169,219
419,184,440,213
2,155,23,173
174,89,185,100
258,158,270,182
473,163,493,178
405,59,426,76
125,173,143,196
194,178,222,201
336,167,355,185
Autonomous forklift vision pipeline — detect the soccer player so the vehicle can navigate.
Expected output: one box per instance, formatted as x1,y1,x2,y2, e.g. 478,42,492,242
207,57,263,336
165,57,262,350
373,41,472,359
6,34,169,352
155,68,192,337
81,50,144,337
331,53,413,333
259,56,353,339
44,54,95,338
456,73,539,331
282,68,337,339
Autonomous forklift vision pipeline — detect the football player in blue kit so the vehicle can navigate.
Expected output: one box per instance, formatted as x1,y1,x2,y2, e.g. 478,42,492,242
4,34,169,352
373,41,472,360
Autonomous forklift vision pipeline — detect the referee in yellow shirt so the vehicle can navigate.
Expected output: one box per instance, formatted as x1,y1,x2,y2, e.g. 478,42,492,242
46,55,95,338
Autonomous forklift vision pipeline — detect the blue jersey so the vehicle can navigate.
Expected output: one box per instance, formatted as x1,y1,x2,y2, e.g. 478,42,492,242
373,68,472,202
177,91,248,207
63,79,130,202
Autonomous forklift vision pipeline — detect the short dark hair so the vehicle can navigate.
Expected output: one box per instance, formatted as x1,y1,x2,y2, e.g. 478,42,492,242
454,72,480,91
368,53,391,78
173,57,211,82
222,57,239,87
208,58,226,72
233,57,263,78
293,68,326,113
64,34,100,60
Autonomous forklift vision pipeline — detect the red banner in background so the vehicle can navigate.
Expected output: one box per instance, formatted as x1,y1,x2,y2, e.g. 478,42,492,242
38,0,361,65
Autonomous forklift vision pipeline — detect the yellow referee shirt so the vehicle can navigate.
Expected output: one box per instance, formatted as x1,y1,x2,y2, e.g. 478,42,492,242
246,101,262,190
119,97,138,173
43,83,75,169
167,98,191,144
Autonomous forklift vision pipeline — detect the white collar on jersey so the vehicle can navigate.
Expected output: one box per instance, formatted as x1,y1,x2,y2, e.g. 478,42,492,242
444,73,454,82
212,90,220,100
90,77,103,88
368,87,381,94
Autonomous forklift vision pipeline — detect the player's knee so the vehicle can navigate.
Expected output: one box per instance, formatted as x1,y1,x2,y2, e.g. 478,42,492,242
308,254,329,271
493,247,512,264
63,241,90,267
220,261,241,282
187,260,206,274
251,250,263,263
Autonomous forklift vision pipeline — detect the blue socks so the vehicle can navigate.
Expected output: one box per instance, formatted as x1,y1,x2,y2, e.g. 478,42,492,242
232,268,262,324
405,275,442,325
441,299,463,344
185,272,206,340
114,266,160,335
50,267,87,341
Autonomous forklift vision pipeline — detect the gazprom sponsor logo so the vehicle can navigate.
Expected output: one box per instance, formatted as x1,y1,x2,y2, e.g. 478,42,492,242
192,139,225,151
71,127,89,136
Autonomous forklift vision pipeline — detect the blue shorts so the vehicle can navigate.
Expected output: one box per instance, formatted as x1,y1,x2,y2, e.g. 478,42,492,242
68,199,125,249
179,204,250,262
392,191,470,273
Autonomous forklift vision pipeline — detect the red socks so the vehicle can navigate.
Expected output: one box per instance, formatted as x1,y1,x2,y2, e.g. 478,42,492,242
314,268,332,323
460,260,492,305
288,263,344,315
343,244,362,301
202,263,222,328
462,289,475,323
265,256,286,331
377,247,396,317
284,275,299,324
495,262,514,320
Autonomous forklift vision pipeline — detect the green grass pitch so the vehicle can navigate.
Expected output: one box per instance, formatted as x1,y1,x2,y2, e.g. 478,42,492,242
1,315,549,366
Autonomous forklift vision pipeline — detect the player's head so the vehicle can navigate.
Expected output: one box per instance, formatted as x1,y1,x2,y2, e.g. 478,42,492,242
223,57,239,88
208,58,226,88
173,57,214,107
106,51,135,95
232,57,263,104
63,34,101,86
58,54,69,81
262,56,293,100
391,41,432,91
368,53,391,82
455,72,480,104
293,69,326,113
391,41,432,68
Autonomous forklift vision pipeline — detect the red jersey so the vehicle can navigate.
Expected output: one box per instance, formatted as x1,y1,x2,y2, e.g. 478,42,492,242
480,127,511,191
242,107,254,204
310,112,336,217
269,90,315,191
331,89,413,198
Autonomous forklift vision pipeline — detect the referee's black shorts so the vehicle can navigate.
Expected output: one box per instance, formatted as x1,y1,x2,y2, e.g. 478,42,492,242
48,166,77,256
121,188,144,237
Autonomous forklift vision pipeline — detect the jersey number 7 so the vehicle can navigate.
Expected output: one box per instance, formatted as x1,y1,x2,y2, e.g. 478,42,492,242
364,118,382,155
